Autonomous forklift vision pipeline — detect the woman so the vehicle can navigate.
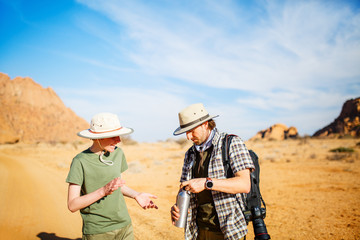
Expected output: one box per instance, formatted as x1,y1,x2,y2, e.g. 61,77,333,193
66,112,157,240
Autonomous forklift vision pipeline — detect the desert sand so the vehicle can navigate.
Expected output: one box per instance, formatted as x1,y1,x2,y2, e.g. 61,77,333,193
0,138,359,240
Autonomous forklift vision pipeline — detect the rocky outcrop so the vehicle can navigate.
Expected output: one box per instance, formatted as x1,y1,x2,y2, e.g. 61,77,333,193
250,123,298,141
0,73,89,144
313,97,360,138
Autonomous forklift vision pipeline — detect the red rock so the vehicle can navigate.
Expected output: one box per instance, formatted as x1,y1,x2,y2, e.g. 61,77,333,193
250,123,298,140
0,73,88,144
313,97,360,138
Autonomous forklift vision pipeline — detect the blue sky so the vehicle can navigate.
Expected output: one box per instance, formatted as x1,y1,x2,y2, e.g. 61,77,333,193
1,0,359,142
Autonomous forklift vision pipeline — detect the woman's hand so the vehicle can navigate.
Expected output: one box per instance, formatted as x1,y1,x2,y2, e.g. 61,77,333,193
134,192,158,209
103,177,125,196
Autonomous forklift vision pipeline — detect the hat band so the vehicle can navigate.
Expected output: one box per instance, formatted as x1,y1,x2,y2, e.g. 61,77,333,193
180,114,210,128
89,127,123,134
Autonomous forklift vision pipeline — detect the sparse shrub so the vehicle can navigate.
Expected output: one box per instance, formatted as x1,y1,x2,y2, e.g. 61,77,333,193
329,147,354,153
175,138,190,147
339,134,355,139
327,147,355,161
4,139,19,144
327,153,348,161
72,140,84,150
298,135,310,145
121,135,137,145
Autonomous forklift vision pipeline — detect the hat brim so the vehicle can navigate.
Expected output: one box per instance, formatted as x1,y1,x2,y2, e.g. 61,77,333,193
173,115,218,136
77,127,134,139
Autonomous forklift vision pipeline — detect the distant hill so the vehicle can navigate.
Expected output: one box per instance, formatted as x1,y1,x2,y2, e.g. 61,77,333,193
250,123,298,140
313,97,360,138
0,73,89,144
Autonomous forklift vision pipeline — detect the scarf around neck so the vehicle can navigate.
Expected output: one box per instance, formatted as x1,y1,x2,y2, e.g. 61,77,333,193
195,129,215,152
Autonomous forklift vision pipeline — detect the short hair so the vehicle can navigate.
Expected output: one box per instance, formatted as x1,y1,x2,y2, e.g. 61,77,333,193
208,119,216,130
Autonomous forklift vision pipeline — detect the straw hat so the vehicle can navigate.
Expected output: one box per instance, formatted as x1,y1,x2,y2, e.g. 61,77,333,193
78,112,134,139
173,103,218,135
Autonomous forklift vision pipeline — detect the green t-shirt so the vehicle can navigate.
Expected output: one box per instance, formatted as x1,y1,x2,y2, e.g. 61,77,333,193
66,147,131,235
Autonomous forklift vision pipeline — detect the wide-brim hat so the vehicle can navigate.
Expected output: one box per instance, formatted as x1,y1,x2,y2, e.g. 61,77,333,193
78,112,134,139
173,103,218,135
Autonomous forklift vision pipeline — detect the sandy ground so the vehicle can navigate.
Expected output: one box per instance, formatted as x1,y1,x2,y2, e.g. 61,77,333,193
0,138,359,240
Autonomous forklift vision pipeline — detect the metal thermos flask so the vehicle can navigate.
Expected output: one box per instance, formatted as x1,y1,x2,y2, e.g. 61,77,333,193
174,188,190,228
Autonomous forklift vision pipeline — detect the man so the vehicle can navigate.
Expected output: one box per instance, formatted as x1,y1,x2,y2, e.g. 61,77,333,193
170,103,254,240
67,112,157,240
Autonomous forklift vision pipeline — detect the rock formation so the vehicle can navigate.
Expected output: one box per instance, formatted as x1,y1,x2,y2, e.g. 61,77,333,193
0,73,89,144
250,123,298,141
313,97,360,138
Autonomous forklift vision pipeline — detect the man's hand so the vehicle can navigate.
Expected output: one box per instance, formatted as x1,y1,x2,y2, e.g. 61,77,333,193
170,204,180,225
102,177,125,196
134,193,158,209
180,178,206,193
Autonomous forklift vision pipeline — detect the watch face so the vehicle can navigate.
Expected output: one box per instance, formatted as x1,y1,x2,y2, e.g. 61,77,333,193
206,181,213,189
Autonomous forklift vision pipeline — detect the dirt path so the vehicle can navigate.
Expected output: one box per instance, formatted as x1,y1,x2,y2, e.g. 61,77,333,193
0,150,82,240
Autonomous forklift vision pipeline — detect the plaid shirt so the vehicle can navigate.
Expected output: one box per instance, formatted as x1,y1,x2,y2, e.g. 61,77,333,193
180,128,255,240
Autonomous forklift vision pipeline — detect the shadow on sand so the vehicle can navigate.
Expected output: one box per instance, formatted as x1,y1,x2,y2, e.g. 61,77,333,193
37,232,81,240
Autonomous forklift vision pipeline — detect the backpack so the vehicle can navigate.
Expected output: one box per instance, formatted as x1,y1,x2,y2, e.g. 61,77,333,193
222,134,271,240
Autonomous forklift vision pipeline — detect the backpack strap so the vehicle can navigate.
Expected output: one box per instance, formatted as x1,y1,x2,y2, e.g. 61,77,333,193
221,134,237,178
247,150,267,211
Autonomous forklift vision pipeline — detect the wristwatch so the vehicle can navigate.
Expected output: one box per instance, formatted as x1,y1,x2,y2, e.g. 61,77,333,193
205,177,213,190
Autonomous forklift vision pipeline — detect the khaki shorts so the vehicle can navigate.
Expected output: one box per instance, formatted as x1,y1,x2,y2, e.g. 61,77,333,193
82,224,134,240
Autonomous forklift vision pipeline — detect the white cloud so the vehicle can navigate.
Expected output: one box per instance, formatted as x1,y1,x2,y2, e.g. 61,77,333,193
76,0,360,93
69,0,359,141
